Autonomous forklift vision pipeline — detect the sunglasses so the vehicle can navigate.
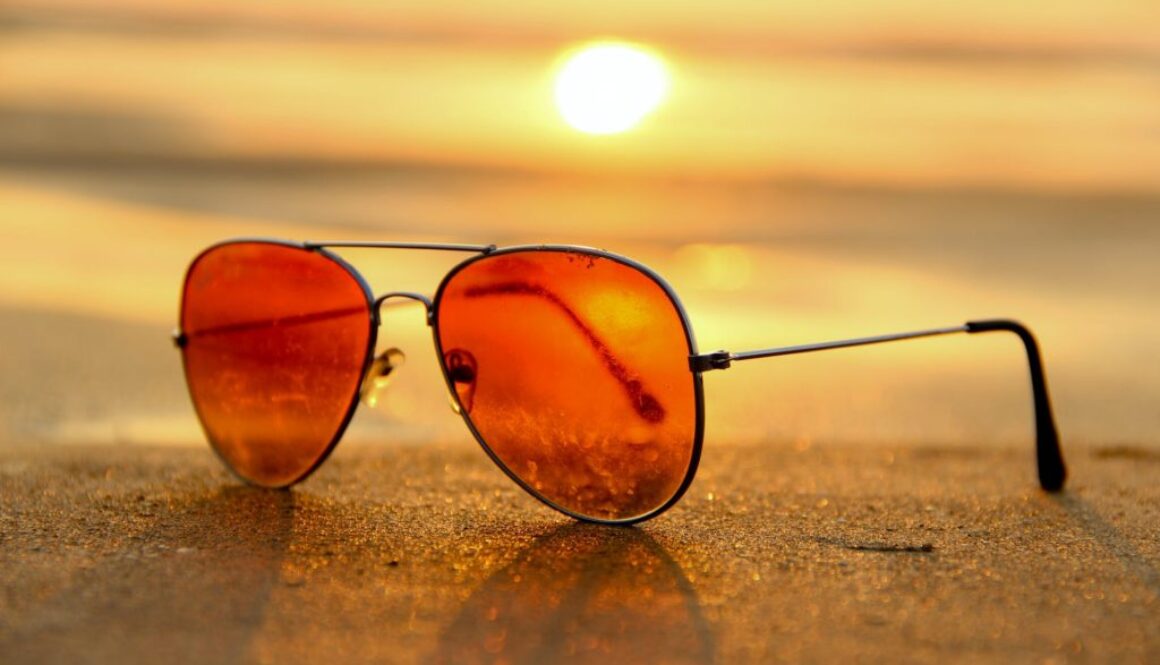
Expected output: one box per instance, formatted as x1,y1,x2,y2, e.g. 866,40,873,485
174,239,1068,524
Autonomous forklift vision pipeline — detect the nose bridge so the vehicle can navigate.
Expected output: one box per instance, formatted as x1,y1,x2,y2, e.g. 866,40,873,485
373,291,434,326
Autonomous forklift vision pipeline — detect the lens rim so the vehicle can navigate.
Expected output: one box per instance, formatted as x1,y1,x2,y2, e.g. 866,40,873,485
431,245,706,525
178,238,379,488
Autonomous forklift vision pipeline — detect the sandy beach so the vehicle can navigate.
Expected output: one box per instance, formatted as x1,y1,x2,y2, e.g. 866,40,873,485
3,1,1159,661
2,441,1158,663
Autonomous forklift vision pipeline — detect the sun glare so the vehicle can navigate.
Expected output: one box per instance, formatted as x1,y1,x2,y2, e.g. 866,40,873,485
553,42,670,136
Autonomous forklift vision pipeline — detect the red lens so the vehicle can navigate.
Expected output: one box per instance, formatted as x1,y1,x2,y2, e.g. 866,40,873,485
435,249,699,521
180,242,372,487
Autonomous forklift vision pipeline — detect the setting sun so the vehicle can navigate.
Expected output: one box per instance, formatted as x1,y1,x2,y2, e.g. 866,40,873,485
553,42,670,135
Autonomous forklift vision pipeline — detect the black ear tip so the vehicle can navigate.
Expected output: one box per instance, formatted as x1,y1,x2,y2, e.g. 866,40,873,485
1038,437,1067,491
969,319,1069,493
1039,459,1067,492
1040,471,1067,492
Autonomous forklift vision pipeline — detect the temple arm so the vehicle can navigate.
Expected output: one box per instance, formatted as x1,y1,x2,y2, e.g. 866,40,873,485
690,319,1066,491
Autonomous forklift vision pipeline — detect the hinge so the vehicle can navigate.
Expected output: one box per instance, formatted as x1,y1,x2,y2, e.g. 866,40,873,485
171,329,188,348
689,350,732,373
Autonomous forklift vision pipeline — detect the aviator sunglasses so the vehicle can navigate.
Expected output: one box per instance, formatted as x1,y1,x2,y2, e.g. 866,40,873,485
174,239,1068,524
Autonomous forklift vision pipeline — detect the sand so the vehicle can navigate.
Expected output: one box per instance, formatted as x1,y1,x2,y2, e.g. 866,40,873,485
1,440,1157,664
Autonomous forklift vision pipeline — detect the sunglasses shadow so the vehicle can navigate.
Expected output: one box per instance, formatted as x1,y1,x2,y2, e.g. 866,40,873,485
431,523,715,664
1049,492,1160,597
3,485,297,665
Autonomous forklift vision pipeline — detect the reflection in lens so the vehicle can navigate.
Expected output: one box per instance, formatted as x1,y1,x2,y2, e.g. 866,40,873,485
180,242,372,487
435,249,698,521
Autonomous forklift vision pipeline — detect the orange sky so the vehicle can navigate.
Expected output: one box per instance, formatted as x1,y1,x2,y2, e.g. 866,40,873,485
10,0,1160,51
2,0,1158,190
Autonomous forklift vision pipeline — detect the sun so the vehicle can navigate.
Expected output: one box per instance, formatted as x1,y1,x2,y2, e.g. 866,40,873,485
553,42,670,136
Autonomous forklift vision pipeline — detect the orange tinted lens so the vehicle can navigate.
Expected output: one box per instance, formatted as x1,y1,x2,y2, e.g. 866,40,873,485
180,242,372,487
435,250,698,521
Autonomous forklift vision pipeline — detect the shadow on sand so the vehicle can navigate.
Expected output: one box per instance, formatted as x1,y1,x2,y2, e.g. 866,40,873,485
2,486,296,664
432,523,715,664
1051,492,1160,596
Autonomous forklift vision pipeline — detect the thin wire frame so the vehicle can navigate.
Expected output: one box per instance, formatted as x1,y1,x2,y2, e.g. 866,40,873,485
429,245,707,525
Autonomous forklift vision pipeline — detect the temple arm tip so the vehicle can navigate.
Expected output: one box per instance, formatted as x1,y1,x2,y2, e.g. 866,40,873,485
1037,430,1067,492
967,319,1068,492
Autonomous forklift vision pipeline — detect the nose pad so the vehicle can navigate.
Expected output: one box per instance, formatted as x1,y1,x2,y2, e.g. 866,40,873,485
360,347,406,408
443,349,477,415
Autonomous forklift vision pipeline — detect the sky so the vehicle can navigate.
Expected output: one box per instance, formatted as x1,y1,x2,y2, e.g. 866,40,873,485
3,0,1158,190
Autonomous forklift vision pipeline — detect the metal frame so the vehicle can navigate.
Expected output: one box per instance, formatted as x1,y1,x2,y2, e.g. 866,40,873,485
302,241,497,253
175,237,1067,524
